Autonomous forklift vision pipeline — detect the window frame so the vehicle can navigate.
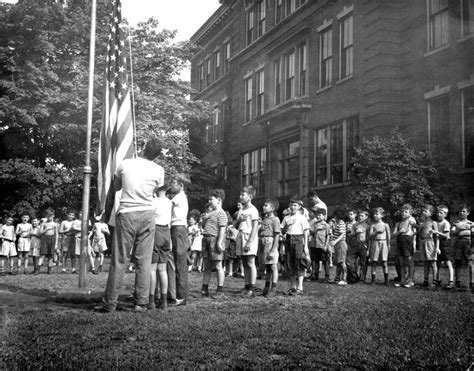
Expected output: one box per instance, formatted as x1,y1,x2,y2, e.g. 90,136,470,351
256,69,265,116
339,14,353,80
274,58,281,106
461,0,474,37
427,0,449,51
241,147,267,195
256,0,266,38
244,76,254,123
319,25,333,89
213,49,221,81
284,51,295,101
461,85,474,168
247,9,255,46
298,42,307,96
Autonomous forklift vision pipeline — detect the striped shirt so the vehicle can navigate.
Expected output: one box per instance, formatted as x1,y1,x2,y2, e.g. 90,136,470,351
330,220,346,242
203,209,228,237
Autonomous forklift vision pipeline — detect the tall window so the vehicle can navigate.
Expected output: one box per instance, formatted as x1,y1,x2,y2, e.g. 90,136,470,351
276,0,284,23
212,108,220,143
285,51,295,100
296,0,306,7
205,58,211,86
461,0,474,37
428,0,449,50
205,123,211,144
286,0,296,16
428,94,450,152
245,77,253,122
241,148,266,195
223,41,231,74
256,70,265,116
298,42,307,96
339,15,353,79
198,64,204,91
213,49,220,80
247,10,255,45
319,27,332,88
256,0,266,37
314,117,359,186
274,59,281,106
463,86,474,167
276,138,300,196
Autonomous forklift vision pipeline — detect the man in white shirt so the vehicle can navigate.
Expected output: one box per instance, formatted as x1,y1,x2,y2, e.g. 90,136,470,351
97,139,164,313
168,174,190,306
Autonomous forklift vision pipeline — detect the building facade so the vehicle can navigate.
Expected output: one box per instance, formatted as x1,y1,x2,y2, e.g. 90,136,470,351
190,0,474,211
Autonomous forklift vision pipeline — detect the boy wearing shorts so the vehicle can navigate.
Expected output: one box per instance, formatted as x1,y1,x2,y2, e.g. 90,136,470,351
451,204,474,290
369,207,391,285
281,198,310,295
29,217,41,274
90,214,110,273
59,211,76,273
16,213,32,274
259,199,281,297
39,209,58,274
236,185,260,297
433,205,455,289
309,208,330,282
419,204,439,287
201,189,228,299
1,216,17,275
331,208,348,286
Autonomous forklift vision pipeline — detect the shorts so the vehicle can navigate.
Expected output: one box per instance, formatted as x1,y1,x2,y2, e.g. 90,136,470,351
310,247,330,262
75,236,81,256
190,235,203,252
151,225,171,264
259,236,279,265
396,235,414,257
201,235,224,261
334,240,348,264
92,236,108,253
62,235,75,255
453,238,472,265
285,234,305,275
347,240,368,265
437,239,453,262
236,231,258,256
30,238,41,257
1,240,17,257
224,240,237,259
369,240,388,262
40,235,56,258
16,237,31,253
420,239,437,261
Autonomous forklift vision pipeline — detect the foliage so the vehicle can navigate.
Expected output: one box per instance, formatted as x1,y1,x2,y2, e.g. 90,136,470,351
347,128,438,221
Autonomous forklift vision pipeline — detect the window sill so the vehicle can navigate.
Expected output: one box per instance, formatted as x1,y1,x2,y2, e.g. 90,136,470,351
313,181,351,190
458,33,474,44
336,75,353,85
423,44,450,58
316,85,332,94
242,119,254,127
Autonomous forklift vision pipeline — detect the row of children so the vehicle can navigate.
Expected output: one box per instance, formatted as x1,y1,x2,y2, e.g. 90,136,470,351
0,209,110,276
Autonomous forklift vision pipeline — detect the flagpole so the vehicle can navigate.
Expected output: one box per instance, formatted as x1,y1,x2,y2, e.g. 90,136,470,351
79,0,97,289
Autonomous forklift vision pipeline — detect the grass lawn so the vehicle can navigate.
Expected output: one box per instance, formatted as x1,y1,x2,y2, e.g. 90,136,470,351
0,263,473,369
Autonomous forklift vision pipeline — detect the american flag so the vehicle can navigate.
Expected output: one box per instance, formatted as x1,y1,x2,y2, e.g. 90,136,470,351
97,0,135,219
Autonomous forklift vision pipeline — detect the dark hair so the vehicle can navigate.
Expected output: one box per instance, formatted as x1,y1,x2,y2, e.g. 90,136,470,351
209,188,226,202
289,197,303,207
142,138,163,160
437,205,449,213
315,208,327,216
155,184,168,193
372,207,385,217
400,203,413,212
307,188,319,198
242,185,256,199
265,198,279,212
458,203,471,212
358,210,369,216
423,204,435,215
333,207,345,220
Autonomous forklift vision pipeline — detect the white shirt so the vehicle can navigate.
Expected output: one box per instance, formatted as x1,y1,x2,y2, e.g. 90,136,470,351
171,190,188,226
115,157,164,215
238,205,259,233
281,213,310,235
152,197,172,226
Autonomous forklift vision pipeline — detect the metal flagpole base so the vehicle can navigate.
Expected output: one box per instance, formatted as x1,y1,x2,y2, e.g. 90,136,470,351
54,288,103,304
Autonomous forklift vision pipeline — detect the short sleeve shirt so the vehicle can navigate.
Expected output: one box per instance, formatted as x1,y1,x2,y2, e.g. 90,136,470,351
259,215,281,237
152,197,172,226
313,220,330,248
437,219,451,241
171,191,189,226
330,220,346,242
281,213,310,235
238,205,259,233
203,209,228,237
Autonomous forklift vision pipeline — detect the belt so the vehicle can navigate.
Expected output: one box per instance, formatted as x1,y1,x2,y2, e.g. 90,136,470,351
203,234,215,237
156,224,169,228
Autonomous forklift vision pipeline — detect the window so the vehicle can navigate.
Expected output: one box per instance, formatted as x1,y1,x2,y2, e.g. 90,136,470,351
461,0,474,37
286,0,296,16
274,59,281,105
247,10,255,45
222,99,229,139
241,148,266,195
213,50,220,80
276,0,284,23
296,0,306,7
245,77,253,122
285,51,295,100
205,58,211,86
298,42,307,96
198,64,204,91
428,94,450,152
276,138,300,196
339,15,353,79
319,27,332,88
205,123,211,145
314,117,359,186
212,108,220,143
256,0,266,37
428,0,449,50
256,70,265,116
462,86,474,167
223,41,231,74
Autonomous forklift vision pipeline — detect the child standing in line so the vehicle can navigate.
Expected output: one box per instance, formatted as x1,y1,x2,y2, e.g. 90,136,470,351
188,214,202,273
309,208,331,282
307,208,318,281
352,210,370,281
90,213,110,273
71,212,83,273
29,217,41,274
59,211,76,273
419,204,439,287
331,208,348,286
392,204,417,288
1,216,17,275
281,198,310,295
200,189,228,299
235,186,260,297
39,209,58,274
259,199,281,297
368,207,391,285
345,209,358,283
433,205,455,289
451,204,474,290
16,213,32,274
224,212,238,277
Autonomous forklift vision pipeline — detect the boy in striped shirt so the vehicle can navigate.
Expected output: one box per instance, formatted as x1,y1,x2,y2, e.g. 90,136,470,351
331,208,348,286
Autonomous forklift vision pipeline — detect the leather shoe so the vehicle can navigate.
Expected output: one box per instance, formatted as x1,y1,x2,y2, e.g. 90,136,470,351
169,298,186,306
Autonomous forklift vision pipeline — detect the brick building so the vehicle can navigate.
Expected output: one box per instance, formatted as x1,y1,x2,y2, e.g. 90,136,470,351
190,0,474,211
